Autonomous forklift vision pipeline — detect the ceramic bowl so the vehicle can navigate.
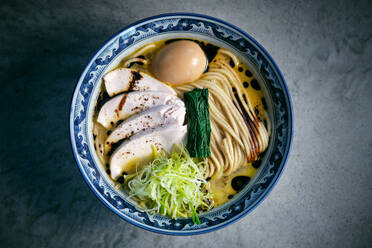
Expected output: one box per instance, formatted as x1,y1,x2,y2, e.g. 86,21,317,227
70,13,293,235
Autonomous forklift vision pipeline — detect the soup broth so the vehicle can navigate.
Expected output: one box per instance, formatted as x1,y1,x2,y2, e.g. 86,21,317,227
93,38,270,215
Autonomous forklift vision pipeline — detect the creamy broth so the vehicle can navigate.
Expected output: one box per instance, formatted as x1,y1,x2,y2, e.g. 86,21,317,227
93,39,269,209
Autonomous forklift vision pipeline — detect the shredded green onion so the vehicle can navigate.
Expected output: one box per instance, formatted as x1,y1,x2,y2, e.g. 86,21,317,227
125,145,213,224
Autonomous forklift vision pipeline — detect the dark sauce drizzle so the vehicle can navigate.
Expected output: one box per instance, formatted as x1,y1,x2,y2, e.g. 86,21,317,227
115,120,124,127
245,69,253,77
105,164,111,175
250,79,261,90
106,138,126,157
229,59,235,68
129,70,143,91
95,90,110,114
117,176,124,184
127,56,145,68
252,160,261,169
231,176,250,192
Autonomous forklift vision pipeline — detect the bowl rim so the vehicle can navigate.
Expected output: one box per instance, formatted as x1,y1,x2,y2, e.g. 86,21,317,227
69,12,293,235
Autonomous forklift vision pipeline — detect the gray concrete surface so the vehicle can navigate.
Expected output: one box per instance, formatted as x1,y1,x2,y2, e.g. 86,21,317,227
0,0,371,247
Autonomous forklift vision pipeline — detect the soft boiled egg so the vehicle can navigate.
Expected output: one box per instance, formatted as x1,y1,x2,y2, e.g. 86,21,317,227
152,40,207,85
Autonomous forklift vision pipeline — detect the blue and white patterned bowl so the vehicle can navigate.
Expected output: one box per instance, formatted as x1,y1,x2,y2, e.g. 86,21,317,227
70,13,293,235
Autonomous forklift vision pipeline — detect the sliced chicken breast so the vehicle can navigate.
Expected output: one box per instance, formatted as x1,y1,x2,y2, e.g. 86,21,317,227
110,124,187,180
97,91,179,129
103,68,175,96
105,103,185,153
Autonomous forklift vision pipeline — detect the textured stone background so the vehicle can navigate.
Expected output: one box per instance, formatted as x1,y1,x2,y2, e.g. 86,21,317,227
1,0,371,247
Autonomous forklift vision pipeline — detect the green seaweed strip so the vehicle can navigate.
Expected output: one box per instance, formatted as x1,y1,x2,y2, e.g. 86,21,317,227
184,88,211,158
